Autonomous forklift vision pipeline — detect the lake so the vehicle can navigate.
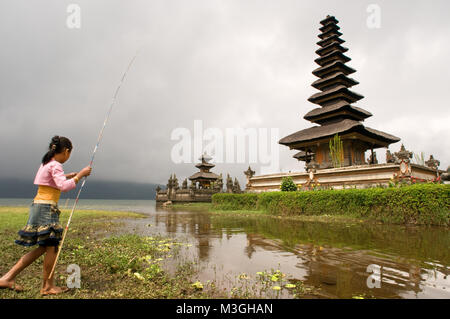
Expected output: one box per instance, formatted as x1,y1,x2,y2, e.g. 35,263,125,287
1,198,449,299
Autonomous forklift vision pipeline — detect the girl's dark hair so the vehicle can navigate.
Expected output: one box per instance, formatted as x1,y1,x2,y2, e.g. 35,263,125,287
42,135,73,165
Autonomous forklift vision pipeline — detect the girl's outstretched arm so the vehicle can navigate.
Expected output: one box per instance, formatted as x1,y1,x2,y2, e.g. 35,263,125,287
73,166,92,184
51,164,76,192
65,172,77,179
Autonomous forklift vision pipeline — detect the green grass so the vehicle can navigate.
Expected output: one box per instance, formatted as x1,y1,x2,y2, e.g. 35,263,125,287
210,209,373,225
148,201,368,226
169,202,212,211
0,206,145,231
171,202,374,226
0,206,208,299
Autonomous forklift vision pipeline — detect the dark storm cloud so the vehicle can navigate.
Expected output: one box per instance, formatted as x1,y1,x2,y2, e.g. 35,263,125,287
0,0,449,186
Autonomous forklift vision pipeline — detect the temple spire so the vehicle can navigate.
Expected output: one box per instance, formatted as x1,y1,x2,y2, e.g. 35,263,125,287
279,16,400,169
188,152,219,189
309,16,365,112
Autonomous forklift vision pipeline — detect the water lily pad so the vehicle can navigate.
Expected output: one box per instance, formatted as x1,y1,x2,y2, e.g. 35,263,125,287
191,281,203,290
134,272,145,281
285,284,296,289
272,286,281,291
271,275,280,282
239,273,249,280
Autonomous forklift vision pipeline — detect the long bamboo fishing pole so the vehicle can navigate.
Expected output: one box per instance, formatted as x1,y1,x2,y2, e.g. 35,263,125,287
49,50,140,279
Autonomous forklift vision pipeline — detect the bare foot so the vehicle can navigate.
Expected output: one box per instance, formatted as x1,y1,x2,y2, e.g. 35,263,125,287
0,278,23,292
40,286,69,296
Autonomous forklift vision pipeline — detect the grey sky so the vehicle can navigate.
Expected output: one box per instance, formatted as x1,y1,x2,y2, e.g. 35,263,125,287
0,0,449,186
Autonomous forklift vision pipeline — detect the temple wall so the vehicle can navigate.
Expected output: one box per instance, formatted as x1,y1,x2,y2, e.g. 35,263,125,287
156,193,168,202
410,164,439,180
156,188,222,203
247,163,438,193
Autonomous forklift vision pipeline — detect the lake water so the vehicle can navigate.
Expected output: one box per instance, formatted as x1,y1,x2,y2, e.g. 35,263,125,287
1,198,449,299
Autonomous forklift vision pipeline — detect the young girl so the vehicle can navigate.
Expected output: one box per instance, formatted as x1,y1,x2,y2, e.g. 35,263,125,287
0,136,92,296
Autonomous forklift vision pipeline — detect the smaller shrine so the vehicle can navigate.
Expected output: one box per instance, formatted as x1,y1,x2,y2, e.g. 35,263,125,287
188,153,220,189
156,153,242,204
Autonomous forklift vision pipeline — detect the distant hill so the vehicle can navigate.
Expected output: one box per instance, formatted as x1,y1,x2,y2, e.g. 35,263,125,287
0,178,162,200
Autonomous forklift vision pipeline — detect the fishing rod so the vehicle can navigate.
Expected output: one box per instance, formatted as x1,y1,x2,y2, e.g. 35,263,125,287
63,198,70,209
49,50,140,279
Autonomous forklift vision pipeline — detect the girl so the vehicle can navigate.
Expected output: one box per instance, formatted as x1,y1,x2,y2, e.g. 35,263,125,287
0,136,92,296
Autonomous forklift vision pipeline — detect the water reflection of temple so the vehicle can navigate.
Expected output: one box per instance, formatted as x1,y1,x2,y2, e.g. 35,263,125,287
210,208,449,298
244,233,284,259
154,207,215,260
153,203,448,298
301,248,431,298
245,233,433,298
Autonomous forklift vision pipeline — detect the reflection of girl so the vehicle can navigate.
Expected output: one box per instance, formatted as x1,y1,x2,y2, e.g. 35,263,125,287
0,136,91,295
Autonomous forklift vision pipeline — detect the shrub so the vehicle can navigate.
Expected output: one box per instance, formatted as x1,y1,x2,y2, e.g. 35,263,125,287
211,193,259,210
329,134,344,168
280,176,298,192
212,184,450,226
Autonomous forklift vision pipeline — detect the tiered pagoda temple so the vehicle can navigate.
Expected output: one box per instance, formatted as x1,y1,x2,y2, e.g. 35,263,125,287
156,153,242,204
279,15,400,169
189,153,220,189
245,15,441,192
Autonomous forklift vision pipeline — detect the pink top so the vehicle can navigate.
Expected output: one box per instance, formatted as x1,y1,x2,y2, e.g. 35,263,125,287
34,159,76,192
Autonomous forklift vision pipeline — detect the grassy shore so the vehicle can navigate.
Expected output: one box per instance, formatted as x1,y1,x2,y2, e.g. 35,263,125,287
0,206,321,299
169,202,212,211
171,202,373,226
0,206,210,299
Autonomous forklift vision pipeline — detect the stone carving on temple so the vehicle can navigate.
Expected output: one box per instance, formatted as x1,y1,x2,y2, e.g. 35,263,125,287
166,174,172,190
425,155,440,171
226,174,233,193
306,159,319,173
386,149,397,164
441,166,450,182
394,144,413,176
394,144,413,164
233,178,242,194
173,174,179,190
214,173,224,191
367,152,378,165
244,166,255,188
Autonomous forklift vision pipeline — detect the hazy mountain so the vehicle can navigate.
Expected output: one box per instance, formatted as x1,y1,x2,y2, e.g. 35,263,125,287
0,178,162,200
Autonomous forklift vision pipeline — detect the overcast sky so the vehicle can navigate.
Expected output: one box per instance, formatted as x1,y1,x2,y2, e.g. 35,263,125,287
0,0,449,186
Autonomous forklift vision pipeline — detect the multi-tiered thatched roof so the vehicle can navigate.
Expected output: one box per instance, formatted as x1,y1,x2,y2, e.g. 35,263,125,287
279,16,400,156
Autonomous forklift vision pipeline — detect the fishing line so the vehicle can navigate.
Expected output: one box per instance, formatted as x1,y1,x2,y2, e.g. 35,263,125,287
49,49,141,279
